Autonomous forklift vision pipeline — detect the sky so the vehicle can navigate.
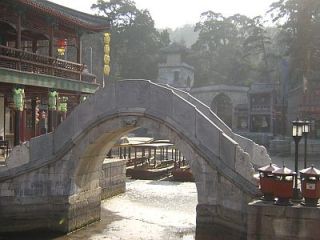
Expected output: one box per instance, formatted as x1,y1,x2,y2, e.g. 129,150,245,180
50,0,275,29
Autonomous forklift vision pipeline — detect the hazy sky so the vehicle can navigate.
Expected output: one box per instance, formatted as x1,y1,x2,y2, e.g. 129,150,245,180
50,0,275,29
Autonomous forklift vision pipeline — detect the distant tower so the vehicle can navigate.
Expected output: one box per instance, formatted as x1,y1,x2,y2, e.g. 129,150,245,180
157,43,194,91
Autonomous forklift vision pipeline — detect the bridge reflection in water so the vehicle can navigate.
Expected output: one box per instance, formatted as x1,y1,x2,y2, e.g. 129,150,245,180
59,179,197,240
1,179,245,240
3,180,197,240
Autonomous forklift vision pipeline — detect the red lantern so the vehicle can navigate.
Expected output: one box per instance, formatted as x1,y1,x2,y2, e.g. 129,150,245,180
57,39,67,48
35,105,40,123
57,39,67,56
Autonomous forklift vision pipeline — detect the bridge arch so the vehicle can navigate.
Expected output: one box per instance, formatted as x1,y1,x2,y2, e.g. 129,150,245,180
0,80,269,237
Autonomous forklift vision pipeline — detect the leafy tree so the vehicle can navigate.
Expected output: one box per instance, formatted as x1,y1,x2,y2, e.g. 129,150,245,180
92,0,138,28
268,0,320,87
191,11,271,87
159,29,171,48
92,0,170,80
243,16,274,82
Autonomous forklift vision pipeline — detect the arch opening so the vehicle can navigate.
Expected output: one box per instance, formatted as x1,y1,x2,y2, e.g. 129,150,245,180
64,112,252,238
71,115,208,203
211,93,233,128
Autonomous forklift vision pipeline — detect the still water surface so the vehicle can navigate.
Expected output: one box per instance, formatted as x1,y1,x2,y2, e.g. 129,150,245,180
57,179,197,240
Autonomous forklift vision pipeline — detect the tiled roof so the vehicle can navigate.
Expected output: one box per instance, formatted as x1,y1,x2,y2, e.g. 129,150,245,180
258,163,279,173
300,165,320,176
273,166,296,175
18,0,111,31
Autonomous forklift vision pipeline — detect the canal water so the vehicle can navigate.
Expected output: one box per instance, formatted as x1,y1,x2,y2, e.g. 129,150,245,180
57,179,197,240
1,155,316,240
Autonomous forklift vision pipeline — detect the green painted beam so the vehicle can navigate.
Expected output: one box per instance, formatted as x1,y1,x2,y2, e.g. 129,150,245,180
0,67,99,93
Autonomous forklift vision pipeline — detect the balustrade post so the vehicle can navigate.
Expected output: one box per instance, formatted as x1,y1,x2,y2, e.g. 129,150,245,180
16,13,22,71
49,24,54,57
16,14,21,50
32,39,37,53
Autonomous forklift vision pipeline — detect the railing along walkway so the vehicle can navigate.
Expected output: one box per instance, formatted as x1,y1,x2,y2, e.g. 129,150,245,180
0,45,96,83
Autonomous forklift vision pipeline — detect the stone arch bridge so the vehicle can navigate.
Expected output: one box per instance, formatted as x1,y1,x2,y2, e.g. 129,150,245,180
0,80,270,237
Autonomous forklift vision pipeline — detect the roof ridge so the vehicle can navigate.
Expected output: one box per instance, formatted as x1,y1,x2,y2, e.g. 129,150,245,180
18,0,110,31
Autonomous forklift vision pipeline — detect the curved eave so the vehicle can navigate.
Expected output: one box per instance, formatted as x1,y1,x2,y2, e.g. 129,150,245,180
19,0,111,32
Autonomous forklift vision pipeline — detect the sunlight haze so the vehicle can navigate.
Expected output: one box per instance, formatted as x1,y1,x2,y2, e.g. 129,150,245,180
50,0,275,29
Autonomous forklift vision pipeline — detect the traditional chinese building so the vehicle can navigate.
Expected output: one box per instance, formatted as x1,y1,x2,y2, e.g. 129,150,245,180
0,0,110,148
288,72,320,138
248,83,277,134
157,43,194,90
190,85,249,130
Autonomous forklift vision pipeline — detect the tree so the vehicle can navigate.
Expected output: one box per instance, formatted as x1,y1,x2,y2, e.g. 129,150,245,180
159,29,171,48
243,16,273,82
268,0,320,87
92,0,170,80
92,0,138,29
191,11,268,86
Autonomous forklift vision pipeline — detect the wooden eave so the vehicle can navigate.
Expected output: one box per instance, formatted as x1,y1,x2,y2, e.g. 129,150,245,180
0,67,99,94
17,0,111,32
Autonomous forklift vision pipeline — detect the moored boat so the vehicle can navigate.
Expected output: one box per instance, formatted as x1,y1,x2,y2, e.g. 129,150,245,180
172,166,194,182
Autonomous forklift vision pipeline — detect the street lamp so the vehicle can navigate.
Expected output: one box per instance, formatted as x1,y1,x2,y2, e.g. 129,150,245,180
302,120,310,169
292,119,304,200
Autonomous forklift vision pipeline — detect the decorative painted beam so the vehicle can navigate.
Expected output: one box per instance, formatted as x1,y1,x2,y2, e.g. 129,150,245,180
0,67,99,94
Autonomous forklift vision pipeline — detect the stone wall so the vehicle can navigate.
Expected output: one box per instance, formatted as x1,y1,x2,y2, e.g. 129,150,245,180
100,158,126,200
0,158,126,234
248,200,320,240
190,85,249,108
0,157,101,233
197,204,247,240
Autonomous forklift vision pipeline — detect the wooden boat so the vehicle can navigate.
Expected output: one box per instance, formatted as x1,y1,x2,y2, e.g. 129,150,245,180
110,137,190,181
172,166,194,182
127,164,174,180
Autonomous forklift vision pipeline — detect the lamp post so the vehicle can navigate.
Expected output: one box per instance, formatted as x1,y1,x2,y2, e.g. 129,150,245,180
302,120,310,169
292,119,304,200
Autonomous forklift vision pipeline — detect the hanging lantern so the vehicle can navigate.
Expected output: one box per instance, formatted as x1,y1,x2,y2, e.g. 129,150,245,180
35,105,40,123
80,95,88,103
48,90,58,110
57,39,67,56
57,97,68,113
104,45,110,55
104,33,110,44
103,33,111,76
104,65,110,76
12,88,25,111
104,54,110,65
